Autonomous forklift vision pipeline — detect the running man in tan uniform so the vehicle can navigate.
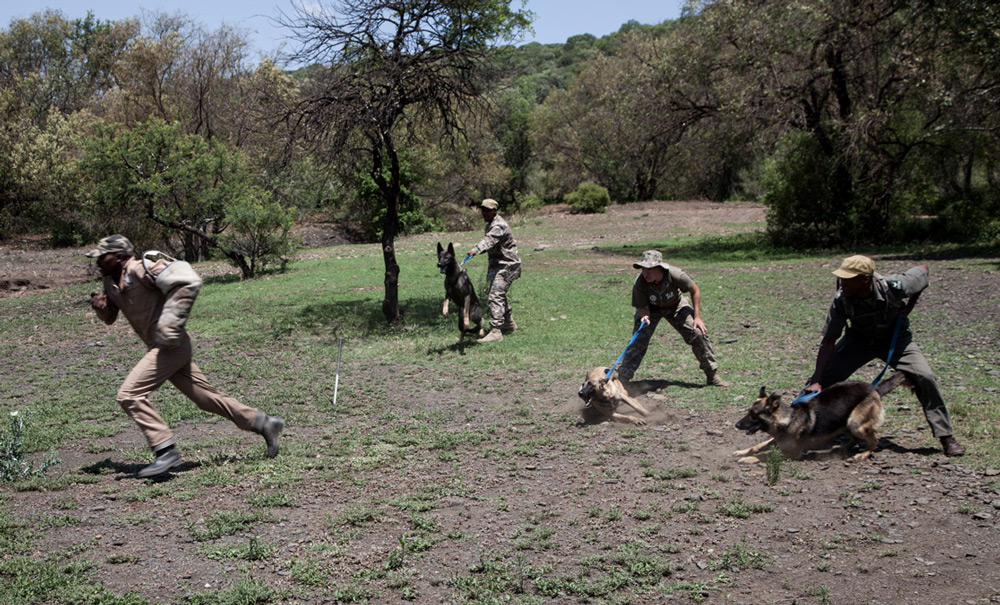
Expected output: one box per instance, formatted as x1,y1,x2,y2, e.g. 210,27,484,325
87,235,284,478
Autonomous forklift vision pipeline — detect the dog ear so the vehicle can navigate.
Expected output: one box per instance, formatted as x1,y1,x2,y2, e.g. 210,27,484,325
447,242,455,254
758,385,767,399
437,242,443,253
765,393,782,410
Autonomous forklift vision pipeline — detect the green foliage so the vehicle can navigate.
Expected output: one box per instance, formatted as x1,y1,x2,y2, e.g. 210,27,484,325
356,167,440,242
0,556,150,605
81,118,296,277
1,411,59,483
565,181,611,214
761,132,843,247
217,192,296,276
184,576,282,605
765,444,782,486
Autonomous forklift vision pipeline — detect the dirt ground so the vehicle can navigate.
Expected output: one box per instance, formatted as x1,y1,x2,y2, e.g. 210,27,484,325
3,201,1000,604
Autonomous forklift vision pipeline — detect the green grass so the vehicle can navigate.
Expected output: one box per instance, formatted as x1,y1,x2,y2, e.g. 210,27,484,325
2,211,998,603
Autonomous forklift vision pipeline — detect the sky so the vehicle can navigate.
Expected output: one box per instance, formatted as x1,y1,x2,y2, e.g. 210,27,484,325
1,0,686,61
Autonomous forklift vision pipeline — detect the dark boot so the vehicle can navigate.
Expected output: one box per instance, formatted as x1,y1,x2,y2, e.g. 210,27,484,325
940,436,966,457
254,413,285,458
138,444,181,478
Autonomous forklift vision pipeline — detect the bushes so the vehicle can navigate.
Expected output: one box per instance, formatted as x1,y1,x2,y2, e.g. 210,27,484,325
218,192,297,277
565,182,611,214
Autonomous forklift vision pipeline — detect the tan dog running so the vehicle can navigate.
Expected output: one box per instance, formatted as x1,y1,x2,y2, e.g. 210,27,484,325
578,367,651,425
733,372,909,463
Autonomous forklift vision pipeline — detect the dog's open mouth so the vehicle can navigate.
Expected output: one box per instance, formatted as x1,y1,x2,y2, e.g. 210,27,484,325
736,418,762,435
742,424,761,435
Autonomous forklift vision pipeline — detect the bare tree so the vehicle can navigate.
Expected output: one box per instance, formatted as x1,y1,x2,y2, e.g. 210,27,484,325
279,0,530,323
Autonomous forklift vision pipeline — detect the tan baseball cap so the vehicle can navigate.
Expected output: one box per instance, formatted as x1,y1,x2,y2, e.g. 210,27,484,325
832,255,875,279
85,235,134,259
479,198,499,210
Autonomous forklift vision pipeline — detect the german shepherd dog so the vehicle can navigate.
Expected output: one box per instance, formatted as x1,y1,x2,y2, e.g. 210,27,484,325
578,367,651,425
437,242,484,341
733,372,909,463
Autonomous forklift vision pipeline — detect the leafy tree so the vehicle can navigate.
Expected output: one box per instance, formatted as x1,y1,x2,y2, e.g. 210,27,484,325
81,118,293,278
282,0,531,323
534,28,717,202
704,0,1000,244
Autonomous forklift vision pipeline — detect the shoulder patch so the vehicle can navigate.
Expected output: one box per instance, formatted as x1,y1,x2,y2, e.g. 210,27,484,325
887,279,904,292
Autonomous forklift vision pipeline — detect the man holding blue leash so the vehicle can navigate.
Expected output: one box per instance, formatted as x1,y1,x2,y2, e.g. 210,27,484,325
467,198,521,343
803,255,965,457
618,250,728,387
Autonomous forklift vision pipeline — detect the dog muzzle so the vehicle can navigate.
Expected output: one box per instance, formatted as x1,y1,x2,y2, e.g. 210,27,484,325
735,417,762,435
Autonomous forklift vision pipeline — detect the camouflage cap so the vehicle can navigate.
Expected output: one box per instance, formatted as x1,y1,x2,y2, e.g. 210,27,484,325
633,250,670,271
832,255,875,279
479,198,499,210
85,235,134,259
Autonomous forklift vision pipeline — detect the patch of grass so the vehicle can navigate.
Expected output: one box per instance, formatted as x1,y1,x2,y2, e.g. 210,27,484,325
643,466,698,481
184,576,284,605
710,537,774,571
200,537,275,562
247,491,297,508
188,509,271,542
717,496,774,519
330,503,385,528
0,556,151,605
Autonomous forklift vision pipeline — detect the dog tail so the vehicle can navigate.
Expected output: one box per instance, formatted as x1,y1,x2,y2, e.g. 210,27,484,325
875,371,911,398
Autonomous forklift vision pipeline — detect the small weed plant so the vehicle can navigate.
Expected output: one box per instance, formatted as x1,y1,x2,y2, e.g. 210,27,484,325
1,411,59,482
765,445,782,485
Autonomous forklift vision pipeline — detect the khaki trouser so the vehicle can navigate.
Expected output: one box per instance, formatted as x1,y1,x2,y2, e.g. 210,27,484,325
485,263,521,328
820,332,955,438
619,300,718,380
116,335,260,450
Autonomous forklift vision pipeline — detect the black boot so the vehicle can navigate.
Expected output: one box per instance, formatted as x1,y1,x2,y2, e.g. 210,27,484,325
138,444,181,478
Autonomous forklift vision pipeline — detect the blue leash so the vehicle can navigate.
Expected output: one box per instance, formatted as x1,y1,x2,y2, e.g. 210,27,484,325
871,315,903,387
605,318,649,380
461,254,474,266
791,314,904,405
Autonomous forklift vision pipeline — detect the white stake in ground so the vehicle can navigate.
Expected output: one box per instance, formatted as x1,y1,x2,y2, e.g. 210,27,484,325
332,338,343,406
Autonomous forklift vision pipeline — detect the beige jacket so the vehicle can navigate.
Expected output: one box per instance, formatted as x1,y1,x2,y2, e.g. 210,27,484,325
96,256,202,349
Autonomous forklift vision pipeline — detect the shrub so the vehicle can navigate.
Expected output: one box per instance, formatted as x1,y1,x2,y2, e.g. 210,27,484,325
1,411,60,482
565,181,610,214
218,192,297,277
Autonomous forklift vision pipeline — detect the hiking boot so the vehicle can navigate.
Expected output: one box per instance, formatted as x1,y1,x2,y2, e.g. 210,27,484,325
501,319,518,333
478,330,503,343
706,371,729,387
255,413,285,458
617,372,632,385
137,446,181,478
940,436,966,457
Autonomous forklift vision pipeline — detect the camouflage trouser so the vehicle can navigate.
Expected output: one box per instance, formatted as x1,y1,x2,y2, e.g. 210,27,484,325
618,300,718,381
485,263,521,328
820,332,954,438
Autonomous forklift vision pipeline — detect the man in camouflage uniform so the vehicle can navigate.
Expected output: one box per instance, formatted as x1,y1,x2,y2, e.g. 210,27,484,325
619,250,727,387
87,235,285,478
804,255,965,457
467,198,521,343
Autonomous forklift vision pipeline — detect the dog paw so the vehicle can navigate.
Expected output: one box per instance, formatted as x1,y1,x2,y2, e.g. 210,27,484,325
732,448,751,456
737,456,760,464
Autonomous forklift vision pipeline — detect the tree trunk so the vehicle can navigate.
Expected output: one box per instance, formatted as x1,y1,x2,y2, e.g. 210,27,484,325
377,133,402,324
